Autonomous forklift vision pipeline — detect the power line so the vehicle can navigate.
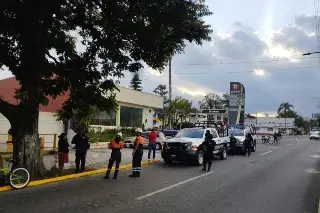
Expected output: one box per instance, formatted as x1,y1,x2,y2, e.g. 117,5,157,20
179,56,318,66
173,65,320,75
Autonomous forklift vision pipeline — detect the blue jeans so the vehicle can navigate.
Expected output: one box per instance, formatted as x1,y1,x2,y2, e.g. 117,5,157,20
148,143,156,159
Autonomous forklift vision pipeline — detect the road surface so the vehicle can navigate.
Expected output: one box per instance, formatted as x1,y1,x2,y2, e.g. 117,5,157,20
0,136,319,213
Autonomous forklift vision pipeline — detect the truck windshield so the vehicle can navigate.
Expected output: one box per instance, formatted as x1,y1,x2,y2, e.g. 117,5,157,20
175,129,204,139
228,129,244,136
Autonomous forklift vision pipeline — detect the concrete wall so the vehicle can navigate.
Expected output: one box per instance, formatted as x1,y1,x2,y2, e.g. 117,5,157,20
0,112,64,152
115,86,163,109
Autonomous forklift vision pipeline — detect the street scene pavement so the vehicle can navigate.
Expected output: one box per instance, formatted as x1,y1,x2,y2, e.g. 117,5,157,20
0,136,319,213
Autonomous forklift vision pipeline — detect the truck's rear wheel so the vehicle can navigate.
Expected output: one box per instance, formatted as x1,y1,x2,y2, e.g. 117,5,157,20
219,147,227,160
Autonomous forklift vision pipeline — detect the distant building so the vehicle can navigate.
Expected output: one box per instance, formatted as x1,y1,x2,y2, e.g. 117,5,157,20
0,77,163,147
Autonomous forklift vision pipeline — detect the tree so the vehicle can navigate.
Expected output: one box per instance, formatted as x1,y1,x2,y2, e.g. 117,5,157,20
277,102,296,118
130,72,142,91
153,84,169,105
0,0,212,177
166,97,192,126
200,92,229,109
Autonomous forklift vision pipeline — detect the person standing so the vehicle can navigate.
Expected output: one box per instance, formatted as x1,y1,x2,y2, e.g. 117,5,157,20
201,130,215,172
244,132,253,156
104,132,124,179
58,133,69,171
147,128,158,161
229,133,237,156
72,129,90,173
129,128,144,178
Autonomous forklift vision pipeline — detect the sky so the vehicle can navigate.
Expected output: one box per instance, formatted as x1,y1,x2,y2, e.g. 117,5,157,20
1,0,320,117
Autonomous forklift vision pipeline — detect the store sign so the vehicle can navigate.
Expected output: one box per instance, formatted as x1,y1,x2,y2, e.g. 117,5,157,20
230,82,241,94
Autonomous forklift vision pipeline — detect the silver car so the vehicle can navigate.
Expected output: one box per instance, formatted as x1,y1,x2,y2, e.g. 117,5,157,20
124,131,166,150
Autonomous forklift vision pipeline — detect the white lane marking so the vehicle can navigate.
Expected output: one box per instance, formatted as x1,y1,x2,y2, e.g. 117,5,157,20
305,168,320,174
136,172,213,200
260,151,272,156
269,146,280,149
285,144,291,147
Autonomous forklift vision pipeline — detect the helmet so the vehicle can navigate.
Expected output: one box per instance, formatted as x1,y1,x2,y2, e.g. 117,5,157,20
135,128,143,133
116,132,122,138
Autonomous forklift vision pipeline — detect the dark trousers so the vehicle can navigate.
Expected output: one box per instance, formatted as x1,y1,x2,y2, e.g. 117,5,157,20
230,143,237,156
75,151,87,172
203,153,213,171
148,143,156,159
245,143,251,156
105,155,121,178
132,150,143,175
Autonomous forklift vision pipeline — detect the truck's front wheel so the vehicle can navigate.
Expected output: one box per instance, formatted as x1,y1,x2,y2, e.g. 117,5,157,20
219,147,227,160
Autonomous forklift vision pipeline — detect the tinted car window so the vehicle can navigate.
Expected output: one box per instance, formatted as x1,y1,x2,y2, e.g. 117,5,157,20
175,129,204,139
228,129,244,136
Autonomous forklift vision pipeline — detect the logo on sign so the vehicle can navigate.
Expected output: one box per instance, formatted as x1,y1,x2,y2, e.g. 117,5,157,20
230,83,241,94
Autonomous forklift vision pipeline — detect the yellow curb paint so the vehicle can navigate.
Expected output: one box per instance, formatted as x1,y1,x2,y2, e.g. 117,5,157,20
0,160,160,192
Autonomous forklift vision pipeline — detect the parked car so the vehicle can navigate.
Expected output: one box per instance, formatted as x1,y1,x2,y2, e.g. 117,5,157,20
309,131,320,140
161,127,230,165
228,128,257,154
124,131,166,150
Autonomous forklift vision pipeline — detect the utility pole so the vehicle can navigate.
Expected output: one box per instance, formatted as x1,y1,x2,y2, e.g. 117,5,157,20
168,58,172,101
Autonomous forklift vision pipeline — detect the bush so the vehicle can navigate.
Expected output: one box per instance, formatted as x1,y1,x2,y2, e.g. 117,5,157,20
88,127,136,143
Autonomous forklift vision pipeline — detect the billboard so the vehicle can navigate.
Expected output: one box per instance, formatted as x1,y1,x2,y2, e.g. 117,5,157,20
228,82,245,125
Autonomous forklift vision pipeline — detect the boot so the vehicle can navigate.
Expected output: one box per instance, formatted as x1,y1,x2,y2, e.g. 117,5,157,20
104,169,111,179
129,171,137,177
113,170,119,179
202,164,206,171
136,171,140,177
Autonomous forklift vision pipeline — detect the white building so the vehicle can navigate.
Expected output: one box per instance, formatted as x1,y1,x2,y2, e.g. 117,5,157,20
0,77,163,151
245,117,296,135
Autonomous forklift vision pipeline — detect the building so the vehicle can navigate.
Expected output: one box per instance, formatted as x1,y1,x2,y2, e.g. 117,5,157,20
0,77,163,149
244,116,296,135
186,109,228,124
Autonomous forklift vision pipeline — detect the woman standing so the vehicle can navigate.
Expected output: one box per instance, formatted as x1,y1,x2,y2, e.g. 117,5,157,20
129,128,144,177
58,133,69,171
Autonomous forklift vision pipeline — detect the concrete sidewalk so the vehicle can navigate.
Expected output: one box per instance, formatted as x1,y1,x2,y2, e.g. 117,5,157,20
43,148,161,170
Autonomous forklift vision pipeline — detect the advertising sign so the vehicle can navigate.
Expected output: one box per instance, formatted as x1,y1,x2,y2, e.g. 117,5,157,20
228,82,245,125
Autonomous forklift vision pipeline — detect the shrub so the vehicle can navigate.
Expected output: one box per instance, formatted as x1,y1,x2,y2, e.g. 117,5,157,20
88,127,136,143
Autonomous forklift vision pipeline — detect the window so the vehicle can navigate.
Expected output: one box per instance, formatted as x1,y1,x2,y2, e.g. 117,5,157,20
120,106,143,127
175,129,204,139
228,129,244,136
93,111,116,126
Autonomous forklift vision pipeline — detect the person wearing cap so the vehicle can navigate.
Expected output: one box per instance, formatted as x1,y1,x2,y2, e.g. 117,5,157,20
104,132,124,179
58,133,69,171
129,128,144,177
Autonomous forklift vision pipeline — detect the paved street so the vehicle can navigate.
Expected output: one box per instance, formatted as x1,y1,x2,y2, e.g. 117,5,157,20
0,136,319,213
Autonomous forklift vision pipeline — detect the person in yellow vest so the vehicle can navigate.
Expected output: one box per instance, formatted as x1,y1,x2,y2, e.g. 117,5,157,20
129,128,144,177
104,132,124,179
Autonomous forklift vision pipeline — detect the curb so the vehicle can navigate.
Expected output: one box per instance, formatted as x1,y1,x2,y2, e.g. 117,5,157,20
0,160,160,192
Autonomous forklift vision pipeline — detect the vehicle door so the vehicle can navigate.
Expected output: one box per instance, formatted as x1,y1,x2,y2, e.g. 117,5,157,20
210,128,221,152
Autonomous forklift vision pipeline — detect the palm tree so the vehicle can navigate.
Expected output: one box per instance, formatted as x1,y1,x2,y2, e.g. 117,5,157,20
277,102,295,118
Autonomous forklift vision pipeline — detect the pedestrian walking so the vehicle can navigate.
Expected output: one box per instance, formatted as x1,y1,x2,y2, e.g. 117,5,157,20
244,132,252,156
72,129,90,173
129,128,144,178
104,132,124,179
58,133,69,171
201,130,215,172
147,128,158,161
229,133,237,156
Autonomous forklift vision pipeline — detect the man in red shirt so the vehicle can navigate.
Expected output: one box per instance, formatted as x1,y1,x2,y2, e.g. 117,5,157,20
147,128,158,160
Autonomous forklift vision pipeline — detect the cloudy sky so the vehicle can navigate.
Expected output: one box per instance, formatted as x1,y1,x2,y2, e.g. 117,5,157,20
1,0,320,117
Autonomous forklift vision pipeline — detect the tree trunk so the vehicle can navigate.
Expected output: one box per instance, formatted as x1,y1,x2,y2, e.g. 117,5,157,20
11,106,45,178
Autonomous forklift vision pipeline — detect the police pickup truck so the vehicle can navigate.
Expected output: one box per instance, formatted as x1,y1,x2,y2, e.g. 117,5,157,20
228,124,257,154
161,126,230,166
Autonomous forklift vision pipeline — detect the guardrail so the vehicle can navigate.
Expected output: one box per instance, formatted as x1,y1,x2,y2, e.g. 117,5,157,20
0,133,57,153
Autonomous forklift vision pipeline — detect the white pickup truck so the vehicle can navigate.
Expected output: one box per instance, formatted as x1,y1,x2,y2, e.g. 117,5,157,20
161,127,230,165
228,128,257,153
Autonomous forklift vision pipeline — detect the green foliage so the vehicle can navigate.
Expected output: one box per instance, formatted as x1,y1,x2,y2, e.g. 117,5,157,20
130,72,143,91
277,102,297,118
199,92,230,109
88,128,136,143
153,84,169,105
165,97,192,126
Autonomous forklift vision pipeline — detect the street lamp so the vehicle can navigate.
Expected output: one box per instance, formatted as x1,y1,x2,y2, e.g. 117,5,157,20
302,52,320,56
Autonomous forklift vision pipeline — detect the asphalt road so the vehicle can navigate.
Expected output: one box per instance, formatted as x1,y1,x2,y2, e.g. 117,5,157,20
0,136,319,213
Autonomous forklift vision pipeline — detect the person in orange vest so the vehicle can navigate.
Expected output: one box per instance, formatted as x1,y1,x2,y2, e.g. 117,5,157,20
104,132,124,179
129,128,144,178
